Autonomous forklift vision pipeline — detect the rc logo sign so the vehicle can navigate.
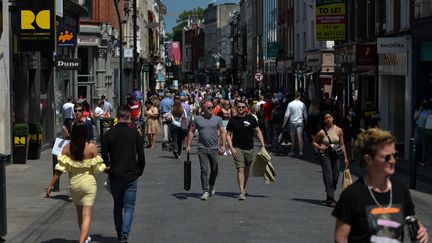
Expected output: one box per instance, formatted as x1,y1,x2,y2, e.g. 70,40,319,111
21,10,50,30
17,0,55,51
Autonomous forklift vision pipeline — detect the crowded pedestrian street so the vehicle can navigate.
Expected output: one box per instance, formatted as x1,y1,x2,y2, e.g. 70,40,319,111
4,135,432,243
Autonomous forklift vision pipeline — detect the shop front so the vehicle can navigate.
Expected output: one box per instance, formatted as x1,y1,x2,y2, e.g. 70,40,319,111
305,50,334,109
377,36,412,158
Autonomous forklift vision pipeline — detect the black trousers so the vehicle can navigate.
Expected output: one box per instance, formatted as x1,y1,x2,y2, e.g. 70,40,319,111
320,153,340,200
170,125,187,155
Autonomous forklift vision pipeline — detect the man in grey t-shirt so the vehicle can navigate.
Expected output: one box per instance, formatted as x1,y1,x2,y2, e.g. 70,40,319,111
186,100,226,200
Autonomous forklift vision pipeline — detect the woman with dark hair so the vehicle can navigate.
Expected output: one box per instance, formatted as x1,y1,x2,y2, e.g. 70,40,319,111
312,111,349,207
333,128,429,243
169,101,187,158
46,121,106,243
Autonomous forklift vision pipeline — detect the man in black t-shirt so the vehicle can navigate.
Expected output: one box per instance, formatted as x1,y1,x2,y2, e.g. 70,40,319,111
226,101,265,200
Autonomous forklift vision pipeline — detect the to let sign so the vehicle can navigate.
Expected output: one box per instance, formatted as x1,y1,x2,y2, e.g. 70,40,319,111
316,0,346,41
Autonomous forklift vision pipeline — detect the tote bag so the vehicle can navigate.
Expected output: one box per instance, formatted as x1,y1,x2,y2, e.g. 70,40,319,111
342,165,353,191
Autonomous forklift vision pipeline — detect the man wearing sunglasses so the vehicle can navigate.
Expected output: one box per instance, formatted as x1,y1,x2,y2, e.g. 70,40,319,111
186,101,226,200
226,100,265,200
62,102,94,142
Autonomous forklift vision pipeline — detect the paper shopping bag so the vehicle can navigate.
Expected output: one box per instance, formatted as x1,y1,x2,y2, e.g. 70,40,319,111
342,167,353,191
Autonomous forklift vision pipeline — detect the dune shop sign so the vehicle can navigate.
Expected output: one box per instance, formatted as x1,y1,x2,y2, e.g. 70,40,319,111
17,0,55,51
316,0,346,41
55,58,81,70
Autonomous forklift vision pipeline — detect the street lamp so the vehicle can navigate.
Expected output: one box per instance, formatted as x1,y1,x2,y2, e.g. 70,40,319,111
113,0,123,104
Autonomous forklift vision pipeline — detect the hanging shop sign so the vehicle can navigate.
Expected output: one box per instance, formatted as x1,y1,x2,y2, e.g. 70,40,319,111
356,44,377,66
316,0,346,41
18,0,56,51
55,58,81,70
77,35,100,46
57,27,76,47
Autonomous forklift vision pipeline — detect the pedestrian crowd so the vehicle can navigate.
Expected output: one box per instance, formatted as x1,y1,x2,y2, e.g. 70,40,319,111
47,84,430,243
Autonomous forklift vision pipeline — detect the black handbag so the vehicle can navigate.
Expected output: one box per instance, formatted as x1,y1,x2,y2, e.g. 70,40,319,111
324,128,343,159
184,152,191,191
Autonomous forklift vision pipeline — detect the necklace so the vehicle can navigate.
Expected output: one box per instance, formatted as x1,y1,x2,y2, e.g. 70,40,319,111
365,177,393,209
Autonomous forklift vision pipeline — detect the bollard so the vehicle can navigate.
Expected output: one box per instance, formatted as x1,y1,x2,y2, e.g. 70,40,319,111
409,138,417,189
0,154,7,237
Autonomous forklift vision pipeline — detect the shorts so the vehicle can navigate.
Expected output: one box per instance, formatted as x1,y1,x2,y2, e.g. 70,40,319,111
290,122,304,136
233,148,254,168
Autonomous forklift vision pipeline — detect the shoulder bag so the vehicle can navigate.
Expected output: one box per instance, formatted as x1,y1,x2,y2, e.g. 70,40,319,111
324,127,343,159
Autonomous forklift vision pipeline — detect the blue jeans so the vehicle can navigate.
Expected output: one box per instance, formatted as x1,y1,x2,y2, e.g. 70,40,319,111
110,179,138,239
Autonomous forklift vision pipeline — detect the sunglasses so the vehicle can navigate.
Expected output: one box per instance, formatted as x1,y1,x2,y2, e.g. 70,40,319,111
384,152,399,162
237,106,246,109
74,109,83,112
206,106,214,110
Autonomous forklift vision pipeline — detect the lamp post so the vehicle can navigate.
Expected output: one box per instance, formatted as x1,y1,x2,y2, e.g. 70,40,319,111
113,0,123,104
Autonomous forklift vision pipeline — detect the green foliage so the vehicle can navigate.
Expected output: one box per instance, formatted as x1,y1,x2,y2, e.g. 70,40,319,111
28,122,42,134
171,7,205,33
13,123,29,136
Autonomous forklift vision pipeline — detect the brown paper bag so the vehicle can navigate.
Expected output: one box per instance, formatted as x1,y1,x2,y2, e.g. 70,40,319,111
342,166,353,191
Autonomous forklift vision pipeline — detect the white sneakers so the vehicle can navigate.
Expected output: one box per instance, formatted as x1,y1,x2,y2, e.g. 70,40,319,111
201,186,216,200
209,186,216,196
201,191,210,200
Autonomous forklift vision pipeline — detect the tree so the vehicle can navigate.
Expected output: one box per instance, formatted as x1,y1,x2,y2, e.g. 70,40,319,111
172,7,205,33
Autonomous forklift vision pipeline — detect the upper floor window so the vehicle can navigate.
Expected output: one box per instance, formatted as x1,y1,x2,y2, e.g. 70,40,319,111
414,0,432,19
81,0,93,19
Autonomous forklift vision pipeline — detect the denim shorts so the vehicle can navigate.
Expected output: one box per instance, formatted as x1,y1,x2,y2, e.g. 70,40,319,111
290,122,304,136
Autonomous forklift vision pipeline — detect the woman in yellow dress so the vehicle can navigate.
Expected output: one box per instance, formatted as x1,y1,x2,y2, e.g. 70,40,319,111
144,100,160,148
46,120,107,243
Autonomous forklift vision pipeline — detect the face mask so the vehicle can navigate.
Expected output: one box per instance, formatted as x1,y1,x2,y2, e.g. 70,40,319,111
348,111,355,116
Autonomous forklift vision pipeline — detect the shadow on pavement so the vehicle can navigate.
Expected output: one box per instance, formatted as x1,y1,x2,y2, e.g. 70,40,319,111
40,234,117,243
90,234,118,242
292,198,329,208
41,239,77,243
49,195,72,202
172,192,201,199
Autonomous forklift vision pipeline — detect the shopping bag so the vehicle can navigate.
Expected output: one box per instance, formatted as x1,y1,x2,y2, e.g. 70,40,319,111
342,166,353,191
184,153,191,191
104,177,111,194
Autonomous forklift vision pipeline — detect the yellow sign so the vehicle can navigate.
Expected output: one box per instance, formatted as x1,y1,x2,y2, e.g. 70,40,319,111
21,10,50,30
14,137,27,145
316,2,346,41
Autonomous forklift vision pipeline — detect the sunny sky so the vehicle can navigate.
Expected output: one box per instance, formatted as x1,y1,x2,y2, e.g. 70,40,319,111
163,0,240,33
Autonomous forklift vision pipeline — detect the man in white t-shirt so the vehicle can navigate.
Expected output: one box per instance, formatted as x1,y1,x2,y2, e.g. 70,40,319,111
62,96,75,132
283,92,308,158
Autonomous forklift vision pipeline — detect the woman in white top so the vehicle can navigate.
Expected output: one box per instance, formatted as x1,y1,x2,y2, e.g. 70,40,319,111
312,111,349,207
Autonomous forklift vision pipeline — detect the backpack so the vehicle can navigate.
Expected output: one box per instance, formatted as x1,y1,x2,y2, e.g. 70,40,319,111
271,105,285,124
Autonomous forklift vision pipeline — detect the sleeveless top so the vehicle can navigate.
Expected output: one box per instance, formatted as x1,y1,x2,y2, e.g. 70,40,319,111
322,125,340,145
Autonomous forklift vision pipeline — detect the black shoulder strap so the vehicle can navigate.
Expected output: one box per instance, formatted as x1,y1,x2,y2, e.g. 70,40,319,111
324,127,333,145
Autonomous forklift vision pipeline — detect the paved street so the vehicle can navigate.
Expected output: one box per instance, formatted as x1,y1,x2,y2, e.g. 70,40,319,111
5,139,432,243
